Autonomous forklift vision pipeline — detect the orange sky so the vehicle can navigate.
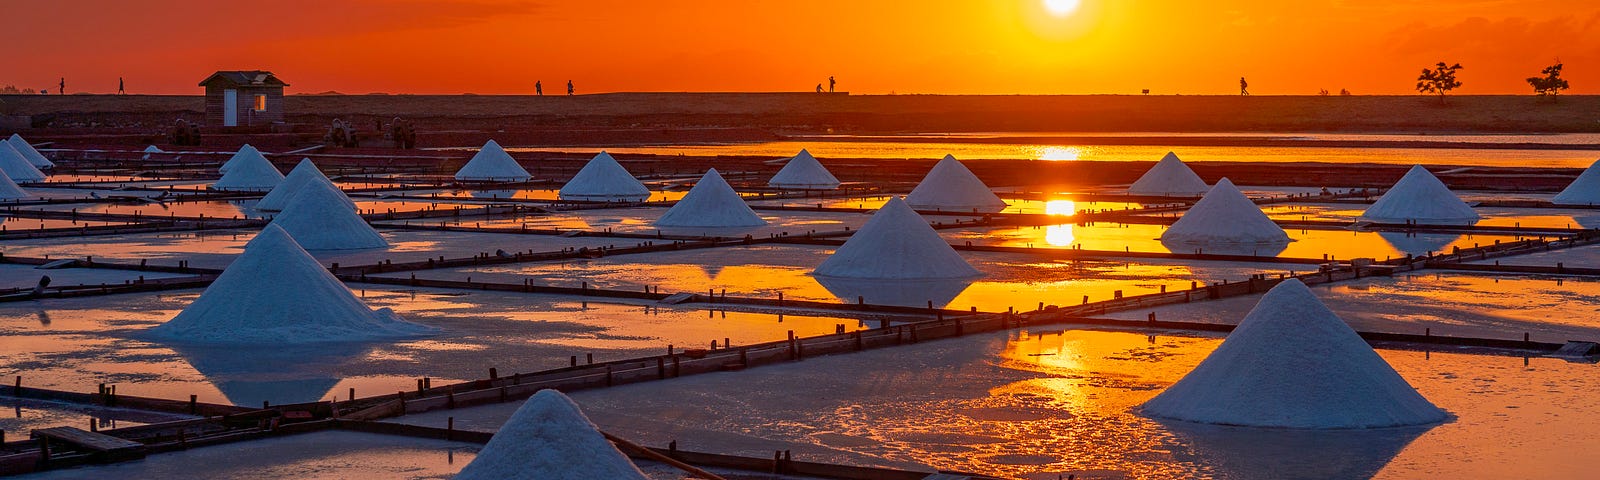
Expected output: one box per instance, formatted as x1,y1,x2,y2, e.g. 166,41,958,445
9,0,1599,95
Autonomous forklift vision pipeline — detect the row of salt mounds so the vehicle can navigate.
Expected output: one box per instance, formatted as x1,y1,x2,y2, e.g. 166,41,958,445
0,140,46,183
904,154,1007,212
0,168,28,200
1552,158,1600,206
455,389,647,480
256,159,354,212
7,134,55,169
267,175,388,250
1360,165,1479,224
814,196,980,279
1128,152,1208,196
558,151,650,201
655,168,766,227
455,140,532,182
1141,279,1448,428
144,225,431,345
212,145,284,192
768,149,841,190
1160,178,1289,245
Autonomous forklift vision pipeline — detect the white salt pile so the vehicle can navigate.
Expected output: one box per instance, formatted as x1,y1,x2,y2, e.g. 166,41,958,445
142,145,164,160
904,154,1007,212
0,140,46,183
1553,158,1600,206
212,145,284,192
455,140,532,182
655,168,766,227
1160,178,1289,245
218,144,266,174
7,134,55,169
558,151,650,201
0,168,28,200
1360,165,1479,224
267,177,387,250
256,158,353,212
454,389,647,480
768,149,841,189
814,196,980,279
144,225,430,344
1128,151,1208,196
1141,279,1448,428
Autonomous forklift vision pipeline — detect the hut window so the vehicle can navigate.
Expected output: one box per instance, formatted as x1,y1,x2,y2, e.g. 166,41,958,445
253,95,267,111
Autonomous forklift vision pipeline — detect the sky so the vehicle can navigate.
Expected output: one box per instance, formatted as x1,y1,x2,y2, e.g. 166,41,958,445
8,0,1599,95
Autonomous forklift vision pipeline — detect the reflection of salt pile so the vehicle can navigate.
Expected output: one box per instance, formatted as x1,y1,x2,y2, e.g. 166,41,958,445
213,145,284,191
0,140,46,183
268,177,388,250
904,154,1007,212
1361,165,1479,223
814,275,973,308
1128,152,1208,196
1553,158,1600,206
167,343,362,406
1378,231,1461,257
146,225,431,344
218,144,265,173
455,140,532,182
655,168,766,227
1160,178,1289,245
0,168,28,200
815,197,979,279
454,389,647,480
768,149,841,189
559,151,650,201
1142,279,1447,428
7,134,55,169
256,158,353,211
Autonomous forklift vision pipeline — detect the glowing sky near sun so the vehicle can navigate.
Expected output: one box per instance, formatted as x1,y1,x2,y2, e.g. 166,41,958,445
5,0,1598,95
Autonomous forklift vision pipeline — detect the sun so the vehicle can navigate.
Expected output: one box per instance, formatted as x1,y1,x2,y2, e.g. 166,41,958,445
1042,0,1080,16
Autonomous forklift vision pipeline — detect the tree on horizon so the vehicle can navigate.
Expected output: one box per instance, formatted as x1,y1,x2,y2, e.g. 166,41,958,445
1526,63,1570,102
1416,62,1463,105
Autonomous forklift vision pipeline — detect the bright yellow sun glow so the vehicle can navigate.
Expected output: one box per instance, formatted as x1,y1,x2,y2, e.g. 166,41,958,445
1043,0,1080,16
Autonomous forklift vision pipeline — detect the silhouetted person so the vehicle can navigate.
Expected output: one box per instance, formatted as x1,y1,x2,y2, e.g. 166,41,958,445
535,80,542,96
816,83,823,93
118,77,125,95
829,76,835,93
567,80,574,96
58,78,64,95
1240,77,1249,96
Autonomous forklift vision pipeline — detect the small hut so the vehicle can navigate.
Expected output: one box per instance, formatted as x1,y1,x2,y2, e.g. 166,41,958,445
199,71,288,127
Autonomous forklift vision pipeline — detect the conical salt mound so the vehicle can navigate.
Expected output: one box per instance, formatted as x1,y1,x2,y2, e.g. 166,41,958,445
212,147,284,192
1129,152,1208,196
219,144,265,174
815,197,980,279
455,140,532,182
1161,178,1289,244
0,141,46,183
768,149,841,189
454,390,647,480
1553,158,1600,206
142,145,163,160
1360,165,1478,223
144,225,431,345
0,169,28,200
558,151,649,201
257,158,354,211
1141,279,1447,428
904,154,1007,212
268,178,387,250
7,134,54,169
655,168,766,227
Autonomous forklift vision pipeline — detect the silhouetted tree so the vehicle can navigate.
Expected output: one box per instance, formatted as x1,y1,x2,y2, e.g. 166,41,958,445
1416,62,1463,105
1526,63,1570,102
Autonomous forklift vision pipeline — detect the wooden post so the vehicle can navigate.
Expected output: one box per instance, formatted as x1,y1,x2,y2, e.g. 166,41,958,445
447,417,454,441
488,367,498,380
190,394,198,414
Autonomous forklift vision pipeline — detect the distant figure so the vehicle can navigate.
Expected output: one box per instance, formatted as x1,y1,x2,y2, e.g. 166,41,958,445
535,80,543,96
118,77,125,95
1239,77,1249,96
829,76,836,93
816,83,823,93
567,80,574,96
58,77,64,95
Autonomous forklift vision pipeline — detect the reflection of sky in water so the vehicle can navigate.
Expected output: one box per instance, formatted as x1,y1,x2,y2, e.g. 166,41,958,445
943,223,1523,260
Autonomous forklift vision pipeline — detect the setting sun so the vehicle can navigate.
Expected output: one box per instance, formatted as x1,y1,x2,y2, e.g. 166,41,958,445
1043,0,1080,16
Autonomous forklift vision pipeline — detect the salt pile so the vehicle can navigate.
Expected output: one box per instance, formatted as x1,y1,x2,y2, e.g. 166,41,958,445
768,149,841,189
1553,158,1600,206
212,146,284,192
1160,178,1289,245
144,225,431,344
218,144,266,174
454,389,647,480
558,151,650,201
267,177,387,250
256,158,353,212
814,196,980,279
1141,279,1448,428
655,168,766,227
6,134,55,169
904,154,1007,212
1360,165,1479,223
142,145,164,160
455,139,532,182
0,140,46,183
1128,152,1208,196
0,168,28,200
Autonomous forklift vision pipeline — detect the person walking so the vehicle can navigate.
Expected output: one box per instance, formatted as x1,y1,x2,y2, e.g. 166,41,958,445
118,77,125,95
828,76,835,93
1239,77,1249,96
567,80,574,96
58,78,65,95
535,80,542,96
